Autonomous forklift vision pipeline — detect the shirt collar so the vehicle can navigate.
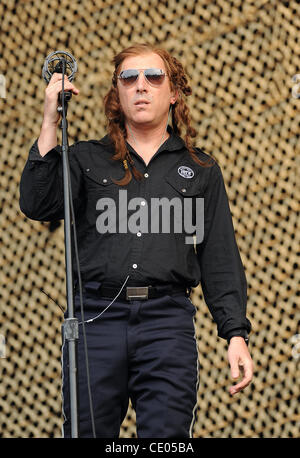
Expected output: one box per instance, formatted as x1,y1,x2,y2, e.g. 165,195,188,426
98,125,186,155
157,125,186,152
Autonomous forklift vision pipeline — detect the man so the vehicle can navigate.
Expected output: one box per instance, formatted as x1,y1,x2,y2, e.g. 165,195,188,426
19,43,253,438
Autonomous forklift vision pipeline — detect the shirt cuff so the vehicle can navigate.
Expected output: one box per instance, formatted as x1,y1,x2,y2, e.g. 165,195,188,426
226,329,249,345
28,139,61,162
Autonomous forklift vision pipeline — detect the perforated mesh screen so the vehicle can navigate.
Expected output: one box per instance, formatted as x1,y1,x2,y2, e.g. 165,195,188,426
0,0,299,438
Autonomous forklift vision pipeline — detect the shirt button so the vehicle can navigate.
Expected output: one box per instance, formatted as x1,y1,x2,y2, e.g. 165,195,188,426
103,178,107,183
137,232,142,237
144,173,149,178
141,200,146,206
181,188,187,193
86,168,90,172
132,263,138,269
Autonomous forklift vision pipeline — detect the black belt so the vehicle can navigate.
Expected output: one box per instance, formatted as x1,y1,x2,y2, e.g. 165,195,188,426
98,284,191,301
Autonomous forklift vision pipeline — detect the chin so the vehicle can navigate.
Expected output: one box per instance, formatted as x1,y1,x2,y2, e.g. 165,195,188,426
132,114,154,125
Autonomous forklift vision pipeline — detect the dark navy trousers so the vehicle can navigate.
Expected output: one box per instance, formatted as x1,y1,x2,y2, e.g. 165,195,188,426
62,282,199,438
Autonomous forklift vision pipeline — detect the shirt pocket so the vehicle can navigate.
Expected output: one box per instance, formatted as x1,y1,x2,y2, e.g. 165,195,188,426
165,174,202,197
82,168,121,227
84,168,115,187
83,167,120,200
164,173,204,244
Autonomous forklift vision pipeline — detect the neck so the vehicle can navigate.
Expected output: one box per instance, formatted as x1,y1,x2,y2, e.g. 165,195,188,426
125,121,169,147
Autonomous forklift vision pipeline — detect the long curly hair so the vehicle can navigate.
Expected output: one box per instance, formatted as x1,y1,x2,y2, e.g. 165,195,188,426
103,43,214,185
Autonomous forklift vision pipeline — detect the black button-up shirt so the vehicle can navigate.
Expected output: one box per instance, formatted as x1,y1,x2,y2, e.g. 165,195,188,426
19,128,251,340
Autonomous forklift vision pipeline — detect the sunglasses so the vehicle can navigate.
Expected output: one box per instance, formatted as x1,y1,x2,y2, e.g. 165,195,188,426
117,68,166,87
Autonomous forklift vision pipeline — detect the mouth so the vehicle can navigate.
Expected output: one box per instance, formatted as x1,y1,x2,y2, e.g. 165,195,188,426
134,100,150,106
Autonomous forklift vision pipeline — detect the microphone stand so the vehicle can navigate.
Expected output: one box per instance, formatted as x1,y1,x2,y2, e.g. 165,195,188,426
59,59,79,438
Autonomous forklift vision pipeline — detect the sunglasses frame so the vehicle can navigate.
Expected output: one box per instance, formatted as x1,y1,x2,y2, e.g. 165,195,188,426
117,68,167,87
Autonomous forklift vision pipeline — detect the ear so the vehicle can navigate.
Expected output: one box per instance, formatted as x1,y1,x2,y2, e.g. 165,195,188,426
170,89,179,105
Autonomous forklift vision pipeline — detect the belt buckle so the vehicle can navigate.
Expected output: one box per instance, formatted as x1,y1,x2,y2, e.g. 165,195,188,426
126,287,149,300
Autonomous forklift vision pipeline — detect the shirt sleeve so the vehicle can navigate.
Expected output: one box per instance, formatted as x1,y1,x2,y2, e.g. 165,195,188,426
19,140,83,221
196,161,252,340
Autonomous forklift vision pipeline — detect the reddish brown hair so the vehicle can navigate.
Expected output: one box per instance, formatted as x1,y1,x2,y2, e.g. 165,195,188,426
103,43,214,185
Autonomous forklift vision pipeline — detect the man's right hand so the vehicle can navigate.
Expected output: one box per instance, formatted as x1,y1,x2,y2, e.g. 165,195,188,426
38,73,79,157
43,72,80,126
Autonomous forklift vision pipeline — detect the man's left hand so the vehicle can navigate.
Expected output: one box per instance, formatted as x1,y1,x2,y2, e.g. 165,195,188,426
227,336,254,395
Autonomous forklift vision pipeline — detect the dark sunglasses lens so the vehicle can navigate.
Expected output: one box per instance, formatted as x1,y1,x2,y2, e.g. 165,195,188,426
120,70,139,85
144,69,165,85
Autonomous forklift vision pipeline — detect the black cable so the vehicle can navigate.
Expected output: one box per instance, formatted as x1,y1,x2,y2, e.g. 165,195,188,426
40,289,65,313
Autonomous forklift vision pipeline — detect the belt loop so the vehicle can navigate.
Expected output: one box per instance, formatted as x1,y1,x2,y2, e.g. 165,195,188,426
156,284,171,295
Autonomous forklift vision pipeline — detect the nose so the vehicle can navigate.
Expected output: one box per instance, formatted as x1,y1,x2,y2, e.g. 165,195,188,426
136,71,148,92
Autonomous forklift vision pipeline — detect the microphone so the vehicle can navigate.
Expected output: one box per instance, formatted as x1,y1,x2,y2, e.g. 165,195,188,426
42,50,77,84
42,50,78,109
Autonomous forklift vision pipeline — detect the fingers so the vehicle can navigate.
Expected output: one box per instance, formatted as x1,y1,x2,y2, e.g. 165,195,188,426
227,339,254,396
42,73,79,125
230,357,240,380
47,72,79,95
229,359,253,396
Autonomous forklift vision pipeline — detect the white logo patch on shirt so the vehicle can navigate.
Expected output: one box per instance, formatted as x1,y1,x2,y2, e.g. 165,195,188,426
178,166,194,179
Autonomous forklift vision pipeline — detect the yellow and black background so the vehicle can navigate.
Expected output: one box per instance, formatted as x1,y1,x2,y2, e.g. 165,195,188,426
0,0,299,438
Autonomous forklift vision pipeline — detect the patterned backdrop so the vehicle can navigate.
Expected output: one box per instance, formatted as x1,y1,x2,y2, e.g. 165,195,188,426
0,0,299,438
